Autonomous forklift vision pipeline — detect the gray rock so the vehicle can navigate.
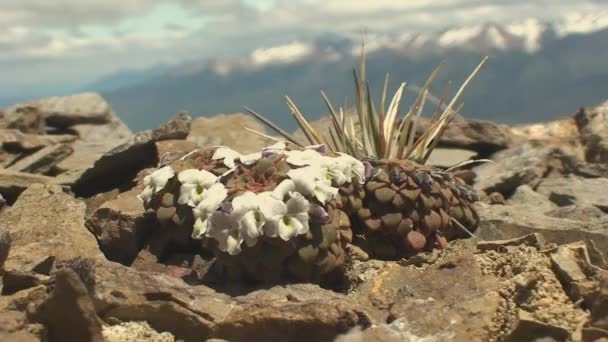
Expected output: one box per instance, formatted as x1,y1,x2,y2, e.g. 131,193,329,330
8,144,73,175
473,143,571,196
475,202,608,268
64,112,191,195
433,119,515,155
507,184,557,213
537,176,608,212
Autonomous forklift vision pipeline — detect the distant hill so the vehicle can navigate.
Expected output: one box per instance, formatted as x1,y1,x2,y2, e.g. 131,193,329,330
55,13,603,132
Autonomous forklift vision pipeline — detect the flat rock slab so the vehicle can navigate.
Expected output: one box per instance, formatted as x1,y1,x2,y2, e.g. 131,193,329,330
348,252,500,342
0,129,77,152
86,185,155,264
86,260,369,342
0,170,55,203
537,176,608,212
8,144,73,174
17,92,112,128
0,184,104,270
475,202,608,268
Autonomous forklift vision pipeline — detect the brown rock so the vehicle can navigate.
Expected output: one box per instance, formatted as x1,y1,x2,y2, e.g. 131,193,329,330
155,140,201,166
86,186,156,264
574,101,608,163
22,92,112,128
0,106,45,134
43,269,104,342
349,251,500,342
435,119,515,155
188,113,274,153
8,144,73,174
0,129,77,152
215,284,371,342
0,170,55,203
0,184,104,270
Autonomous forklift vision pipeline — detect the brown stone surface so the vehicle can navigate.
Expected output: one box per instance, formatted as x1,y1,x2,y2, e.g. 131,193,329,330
0,184,104,270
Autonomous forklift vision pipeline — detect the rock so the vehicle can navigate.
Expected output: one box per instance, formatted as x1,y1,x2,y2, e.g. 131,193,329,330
152,112,191,141
435,119,515,155
214,284,371,342
16,93,112,128
348,250,500,342
42,269,103,342
425,147,478,168
511,117,583,157
188,113,274,153
8,144,73,175
0,184,103,270
549,242,599,303
475,202,608,268
0,194,5,213
505,310,571,342
473,142,573,197
545,204,608,222
102,321,174,342
0,309,40,342
88,260,231,342
0,106,45,134
64,112,192,196
86,186,156,265
155,140,201,166
506,185,557,213
574,101,608,163
0,170,55,203
0,129,77,152
537,176,608,212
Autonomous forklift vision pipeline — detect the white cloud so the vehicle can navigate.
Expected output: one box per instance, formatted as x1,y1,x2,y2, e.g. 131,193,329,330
251,41,314,66
1,0,608,100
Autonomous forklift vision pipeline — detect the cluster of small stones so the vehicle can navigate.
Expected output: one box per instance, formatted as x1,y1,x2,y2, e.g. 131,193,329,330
475,246,587,341
140,143,481,284
352,159,480,259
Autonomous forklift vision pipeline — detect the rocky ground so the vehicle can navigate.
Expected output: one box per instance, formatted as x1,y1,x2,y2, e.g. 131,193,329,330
0,93,607,342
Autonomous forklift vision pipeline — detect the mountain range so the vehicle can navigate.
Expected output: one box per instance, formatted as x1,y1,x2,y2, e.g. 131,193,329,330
28,12,608,131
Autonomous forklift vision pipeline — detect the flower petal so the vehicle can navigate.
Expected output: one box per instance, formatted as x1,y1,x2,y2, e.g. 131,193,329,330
258,193,287,220
212,147,241,169
197,183,228,213
137,186,153,204
191,217,209,239
271,179,296,200
231,192,259,217
240,211,264,247
239,152,262,165
178,183,197,205
286,191,310,215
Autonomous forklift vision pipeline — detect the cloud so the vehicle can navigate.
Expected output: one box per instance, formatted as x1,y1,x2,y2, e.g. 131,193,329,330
1,0,608,100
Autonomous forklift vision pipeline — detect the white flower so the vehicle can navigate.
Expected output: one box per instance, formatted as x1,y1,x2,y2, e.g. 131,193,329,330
262,141,287,153
335,153,366,184
285,149,324,167
191,183,228,239
137,166,175,204
211,146,241,169
239,152,262,165
259,191,310,241
287,166,338,204
177,169,218,206
231,192,265,247
207,212,243,255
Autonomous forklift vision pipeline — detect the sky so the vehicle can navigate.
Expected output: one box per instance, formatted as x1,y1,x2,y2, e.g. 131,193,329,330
1,0,608,98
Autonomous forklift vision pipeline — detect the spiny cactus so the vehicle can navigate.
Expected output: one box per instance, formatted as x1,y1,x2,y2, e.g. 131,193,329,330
245,45,487,260
138,142,364,284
